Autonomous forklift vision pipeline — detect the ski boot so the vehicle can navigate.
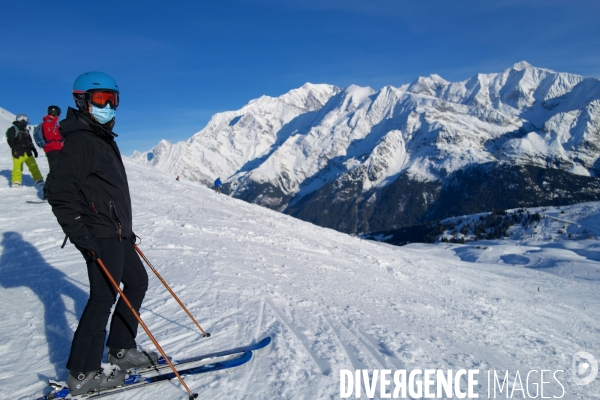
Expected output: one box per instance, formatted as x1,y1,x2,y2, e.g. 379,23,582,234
108,347,159,371
67,368,126,395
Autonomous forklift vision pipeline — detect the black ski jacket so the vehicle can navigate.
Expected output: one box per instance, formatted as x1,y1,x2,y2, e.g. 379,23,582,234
6,124,35,157
46,108,133,241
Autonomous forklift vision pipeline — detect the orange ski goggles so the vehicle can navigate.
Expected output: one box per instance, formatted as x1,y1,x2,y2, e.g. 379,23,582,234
73,90,119,109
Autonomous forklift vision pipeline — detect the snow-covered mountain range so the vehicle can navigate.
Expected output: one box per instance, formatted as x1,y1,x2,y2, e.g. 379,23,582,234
131,62,600,233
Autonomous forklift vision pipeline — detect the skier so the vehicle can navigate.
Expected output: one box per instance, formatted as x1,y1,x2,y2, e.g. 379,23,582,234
214,177,222,194
5,114,44,188
40,105,64,173
45,72,158,395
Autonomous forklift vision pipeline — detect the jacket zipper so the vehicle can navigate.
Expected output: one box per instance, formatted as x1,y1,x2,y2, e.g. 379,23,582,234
109,201,122,241
87,180,98,214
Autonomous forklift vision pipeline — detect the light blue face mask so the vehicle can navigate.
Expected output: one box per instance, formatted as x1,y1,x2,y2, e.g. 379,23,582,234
90,103,116,124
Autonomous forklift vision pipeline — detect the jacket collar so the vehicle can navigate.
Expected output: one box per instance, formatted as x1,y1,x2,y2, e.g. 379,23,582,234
61,107,117,142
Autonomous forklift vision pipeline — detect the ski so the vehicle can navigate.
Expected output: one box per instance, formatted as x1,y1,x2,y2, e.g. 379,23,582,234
37,337,272,399
138,336,272,374
40,351,252,399
26,200,47,204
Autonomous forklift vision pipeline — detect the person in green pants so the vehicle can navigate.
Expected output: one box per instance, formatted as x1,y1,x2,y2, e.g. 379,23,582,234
5,114,44,188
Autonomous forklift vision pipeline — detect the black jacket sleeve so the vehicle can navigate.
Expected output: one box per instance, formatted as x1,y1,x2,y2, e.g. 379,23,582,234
5,126,15,150
46,134,96,240
26,131,36,151
28,131,38,157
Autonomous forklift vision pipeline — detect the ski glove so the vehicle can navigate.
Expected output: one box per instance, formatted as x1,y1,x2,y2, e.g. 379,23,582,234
70,226,102,260
32,147,38,158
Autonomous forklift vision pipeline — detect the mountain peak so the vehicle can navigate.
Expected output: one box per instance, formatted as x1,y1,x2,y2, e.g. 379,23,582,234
428,73,449,84
300,82,321,90
512,60,533,71
407,74,449,96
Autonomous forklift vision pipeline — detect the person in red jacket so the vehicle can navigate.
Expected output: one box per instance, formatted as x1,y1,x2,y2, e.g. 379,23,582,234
41,105,64,172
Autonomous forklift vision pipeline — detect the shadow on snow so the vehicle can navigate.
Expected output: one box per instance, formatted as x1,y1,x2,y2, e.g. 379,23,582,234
0,231,87,380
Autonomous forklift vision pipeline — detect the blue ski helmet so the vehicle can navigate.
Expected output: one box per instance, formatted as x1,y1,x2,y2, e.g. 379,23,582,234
72,71,119,110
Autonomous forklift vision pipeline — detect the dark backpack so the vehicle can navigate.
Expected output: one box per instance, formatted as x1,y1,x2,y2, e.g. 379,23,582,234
5,124,21,142
33,124,45,148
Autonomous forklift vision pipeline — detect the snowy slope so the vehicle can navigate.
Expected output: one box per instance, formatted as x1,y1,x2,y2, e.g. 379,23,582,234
0,107,15,130
436,202,600,243
1,113,600,398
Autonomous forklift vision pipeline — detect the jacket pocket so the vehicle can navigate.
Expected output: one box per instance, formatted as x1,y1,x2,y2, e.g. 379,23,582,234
83,180,99,214
109,201,123,241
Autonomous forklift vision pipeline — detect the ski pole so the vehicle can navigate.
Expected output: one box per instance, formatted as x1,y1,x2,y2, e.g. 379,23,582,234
94,256,198,400
133,244,211,337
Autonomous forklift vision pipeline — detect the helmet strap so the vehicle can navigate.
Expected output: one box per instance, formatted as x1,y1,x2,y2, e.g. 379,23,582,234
80,100,89,111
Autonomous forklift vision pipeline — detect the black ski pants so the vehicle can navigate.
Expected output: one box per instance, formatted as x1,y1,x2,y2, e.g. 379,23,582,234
43,151,61,199
46,151,61,174
66,238,148,373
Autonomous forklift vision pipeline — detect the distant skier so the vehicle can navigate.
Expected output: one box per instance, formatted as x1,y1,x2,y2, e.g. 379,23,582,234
40,105,64,173
214,177,222,194
176,175,180,181
45,72,158,395
5,114,44,188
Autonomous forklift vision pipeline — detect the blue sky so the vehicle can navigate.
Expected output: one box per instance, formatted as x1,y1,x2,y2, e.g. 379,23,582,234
2,0,599,155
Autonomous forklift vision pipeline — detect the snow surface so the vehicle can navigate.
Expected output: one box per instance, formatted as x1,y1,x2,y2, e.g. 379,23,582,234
1,111,600,399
